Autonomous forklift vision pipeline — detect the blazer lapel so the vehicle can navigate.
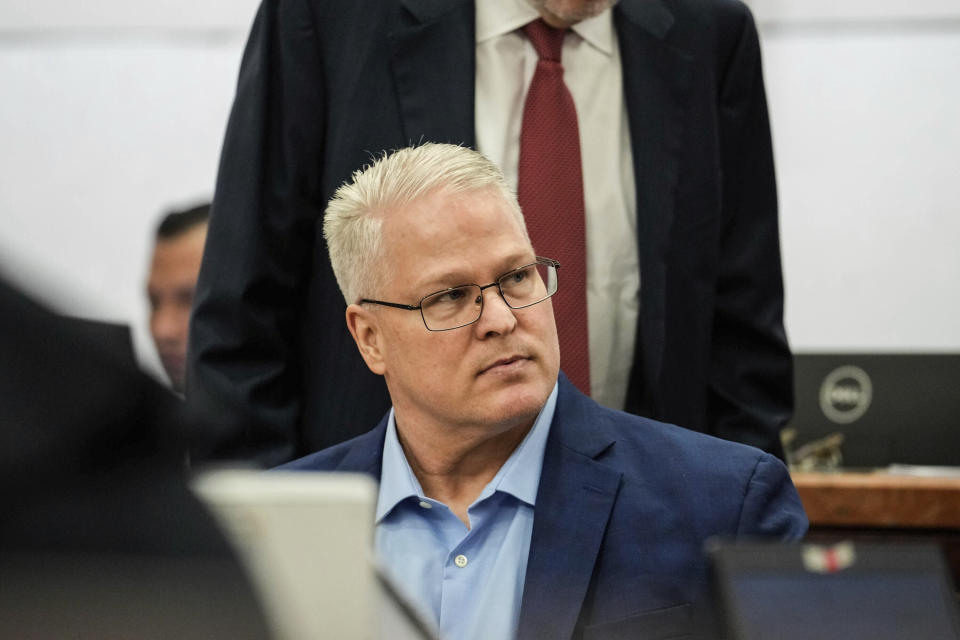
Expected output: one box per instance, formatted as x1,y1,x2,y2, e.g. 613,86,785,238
615,0,692,401
516,377,623,640
389,0,476,148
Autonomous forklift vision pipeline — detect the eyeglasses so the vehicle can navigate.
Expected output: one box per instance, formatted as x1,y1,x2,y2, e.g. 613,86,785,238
360,257,560,331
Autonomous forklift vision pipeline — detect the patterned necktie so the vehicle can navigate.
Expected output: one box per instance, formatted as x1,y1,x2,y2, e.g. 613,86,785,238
517,18,591,395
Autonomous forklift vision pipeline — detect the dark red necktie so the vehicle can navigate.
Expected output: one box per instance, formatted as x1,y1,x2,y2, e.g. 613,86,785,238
517,18,591,395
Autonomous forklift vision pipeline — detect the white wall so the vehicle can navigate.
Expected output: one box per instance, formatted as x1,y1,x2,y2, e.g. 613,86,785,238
1,1,958,386
750,1,960,351
0,0,259,379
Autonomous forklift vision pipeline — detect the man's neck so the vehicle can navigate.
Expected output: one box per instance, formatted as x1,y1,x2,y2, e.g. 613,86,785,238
394,416,534,528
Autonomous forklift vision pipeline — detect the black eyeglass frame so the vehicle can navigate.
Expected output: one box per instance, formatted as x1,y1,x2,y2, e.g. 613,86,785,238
359,256,560,332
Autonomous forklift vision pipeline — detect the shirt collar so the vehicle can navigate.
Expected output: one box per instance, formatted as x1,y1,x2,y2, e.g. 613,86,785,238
375,381,559,521
376,407,425,522
476,0,615,57
490,381,557,505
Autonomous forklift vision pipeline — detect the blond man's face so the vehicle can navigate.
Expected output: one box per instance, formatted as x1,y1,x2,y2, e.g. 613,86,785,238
352,187,560,435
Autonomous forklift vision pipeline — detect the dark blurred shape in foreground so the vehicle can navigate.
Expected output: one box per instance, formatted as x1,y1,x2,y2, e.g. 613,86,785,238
0,278,270,638
710,539,960,640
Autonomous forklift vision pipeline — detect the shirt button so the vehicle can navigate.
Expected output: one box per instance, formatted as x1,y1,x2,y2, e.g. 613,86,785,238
418,500,432,509
454,554,468,568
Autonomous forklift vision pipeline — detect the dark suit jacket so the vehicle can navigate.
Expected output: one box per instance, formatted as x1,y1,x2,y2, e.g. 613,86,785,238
278,374,808,639
189,0,792,466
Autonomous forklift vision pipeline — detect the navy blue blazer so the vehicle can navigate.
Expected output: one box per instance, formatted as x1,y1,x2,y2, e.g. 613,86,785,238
189,0,793,467
280,375,807,639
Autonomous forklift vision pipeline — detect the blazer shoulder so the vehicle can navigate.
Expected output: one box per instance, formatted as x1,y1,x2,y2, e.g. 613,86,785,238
554,376,769,476
599,405,767,467
595,409,806,537
274,424,386,472
275,445,349,471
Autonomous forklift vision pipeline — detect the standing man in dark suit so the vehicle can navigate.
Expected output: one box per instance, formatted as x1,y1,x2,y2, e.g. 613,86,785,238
277,143,807,639
189,0,792,466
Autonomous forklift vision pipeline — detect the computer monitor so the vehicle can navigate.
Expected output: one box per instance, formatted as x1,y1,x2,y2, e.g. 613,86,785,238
789,353,960,468
192,470,435,640
709,540,960,640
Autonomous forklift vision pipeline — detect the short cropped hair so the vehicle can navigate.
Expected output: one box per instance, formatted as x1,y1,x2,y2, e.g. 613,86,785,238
155,203,210,240
323,143,528,304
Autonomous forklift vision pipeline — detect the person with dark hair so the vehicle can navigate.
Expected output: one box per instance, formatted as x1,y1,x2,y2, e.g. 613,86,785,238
156,203,211,240
147,203,209,394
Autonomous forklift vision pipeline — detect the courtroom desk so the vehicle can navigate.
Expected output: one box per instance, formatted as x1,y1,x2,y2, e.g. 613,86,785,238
792,471,960,529
791,470,960,589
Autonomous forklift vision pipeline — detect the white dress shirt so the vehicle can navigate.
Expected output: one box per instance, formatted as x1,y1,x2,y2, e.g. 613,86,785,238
475,0,639,410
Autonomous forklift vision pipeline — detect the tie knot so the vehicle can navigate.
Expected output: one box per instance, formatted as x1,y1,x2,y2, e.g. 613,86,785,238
522,18,566,63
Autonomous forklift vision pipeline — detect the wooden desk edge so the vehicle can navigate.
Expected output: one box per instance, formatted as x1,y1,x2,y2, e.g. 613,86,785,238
791,471,960,529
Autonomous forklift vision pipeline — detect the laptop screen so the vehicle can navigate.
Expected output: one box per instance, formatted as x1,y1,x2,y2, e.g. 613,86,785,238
789,353,960,468
710,540,960,640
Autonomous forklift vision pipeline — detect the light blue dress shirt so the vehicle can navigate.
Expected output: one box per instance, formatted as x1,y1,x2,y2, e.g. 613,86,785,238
375,383,558,640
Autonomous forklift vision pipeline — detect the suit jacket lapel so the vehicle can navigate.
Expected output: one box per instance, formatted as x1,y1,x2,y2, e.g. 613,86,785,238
615,0,692,402
389,0,476,148
516,377,623,640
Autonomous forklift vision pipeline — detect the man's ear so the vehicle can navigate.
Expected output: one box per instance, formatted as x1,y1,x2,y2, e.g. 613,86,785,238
346,303,386,375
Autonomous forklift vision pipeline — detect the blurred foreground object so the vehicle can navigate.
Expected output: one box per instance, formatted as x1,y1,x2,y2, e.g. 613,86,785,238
194,470,436,639
0,277,269,638
791,469,960,605
709,540,960,639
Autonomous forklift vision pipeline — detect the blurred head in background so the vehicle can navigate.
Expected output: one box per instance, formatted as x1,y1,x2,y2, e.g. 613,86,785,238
147,203,209,393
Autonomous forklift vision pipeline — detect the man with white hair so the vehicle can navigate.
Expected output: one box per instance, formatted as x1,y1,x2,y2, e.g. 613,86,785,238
280,143,806,640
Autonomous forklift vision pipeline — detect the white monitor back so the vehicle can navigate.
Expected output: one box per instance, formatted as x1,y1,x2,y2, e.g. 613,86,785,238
192,470,378,640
